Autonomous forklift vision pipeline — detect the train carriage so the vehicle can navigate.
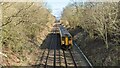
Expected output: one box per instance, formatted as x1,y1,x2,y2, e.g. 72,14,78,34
59,25,73,49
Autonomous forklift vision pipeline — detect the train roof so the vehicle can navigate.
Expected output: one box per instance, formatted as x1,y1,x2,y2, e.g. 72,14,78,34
59,25,71,37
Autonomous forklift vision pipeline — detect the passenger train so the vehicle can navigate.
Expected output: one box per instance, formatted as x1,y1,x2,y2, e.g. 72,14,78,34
59,25,73,49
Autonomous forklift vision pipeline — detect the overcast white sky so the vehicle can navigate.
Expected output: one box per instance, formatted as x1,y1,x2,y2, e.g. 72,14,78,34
44,0,70,20
44,0,87,19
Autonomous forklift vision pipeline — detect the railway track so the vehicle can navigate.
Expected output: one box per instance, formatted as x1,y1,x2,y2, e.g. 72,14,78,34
44,34,53,68
68,49,77,68
74,43,93,68
63,50,67,68
34,23,93,68
62,48,93,68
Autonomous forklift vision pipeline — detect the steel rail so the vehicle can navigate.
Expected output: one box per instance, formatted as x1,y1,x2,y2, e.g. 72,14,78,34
74,43,93,68
35,34,52,67
40,36,52,67
63,50,68,68
58,34,61,67
54,34,57,68
68,49,78,68
44,34,53,68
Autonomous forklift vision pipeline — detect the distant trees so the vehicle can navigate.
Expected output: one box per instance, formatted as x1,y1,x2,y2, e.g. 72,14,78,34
61,2,120,49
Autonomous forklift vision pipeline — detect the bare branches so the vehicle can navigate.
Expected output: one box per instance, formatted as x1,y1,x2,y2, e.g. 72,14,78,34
2,2,55,60
1,17,12,27
3,3,15,10
62,2,120,48
1,3,34,27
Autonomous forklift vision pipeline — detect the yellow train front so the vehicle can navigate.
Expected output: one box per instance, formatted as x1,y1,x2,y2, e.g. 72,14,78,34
59,25,73,50
61,34,73,49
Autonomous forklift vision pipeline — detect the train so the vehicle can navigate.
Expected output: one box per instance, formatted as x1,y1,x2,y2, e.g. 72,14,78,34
59,25,73,50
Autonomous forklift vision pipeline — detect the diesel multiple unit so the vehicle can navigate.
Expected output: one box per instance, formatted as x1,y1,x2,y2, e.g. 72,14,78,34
59,25,73,49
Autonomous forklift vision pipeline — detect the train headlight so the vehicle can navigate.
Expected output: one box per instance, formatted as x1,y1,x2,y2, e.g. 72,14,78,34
62,41,64,44
69,40,72,44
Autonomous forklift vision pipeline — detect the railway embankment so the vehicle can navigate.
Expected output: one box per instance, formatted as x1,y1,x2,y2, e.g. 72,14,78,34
68,26,120,66
61,2,120,66
2,2,55,66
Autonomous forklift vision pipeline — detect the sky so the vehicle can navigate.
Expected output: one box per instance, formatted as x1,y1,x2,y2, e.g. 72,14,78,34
44,0,70,20
43,0,119,19
44,0,87,20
